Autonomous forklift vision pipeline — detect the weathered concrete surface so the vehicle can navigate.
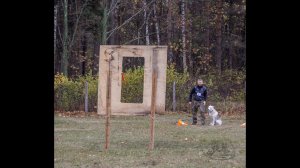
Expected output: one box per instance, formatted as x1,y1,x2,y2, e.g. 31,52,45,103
98,45,168,115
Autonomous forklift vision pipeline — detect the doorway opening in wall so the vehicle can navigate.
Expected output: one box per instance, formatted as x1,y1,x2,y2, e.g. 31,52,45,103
121,57,145,103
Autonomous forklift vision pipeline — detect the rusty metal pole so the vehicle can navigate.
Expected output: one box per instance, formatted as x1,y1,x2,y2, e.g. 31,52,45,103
105,53,112,151
149,70,157,150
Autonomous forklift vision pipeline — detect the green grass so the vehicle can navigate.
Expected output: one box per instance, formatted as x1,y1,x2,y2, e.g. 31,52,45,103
55,113,246,168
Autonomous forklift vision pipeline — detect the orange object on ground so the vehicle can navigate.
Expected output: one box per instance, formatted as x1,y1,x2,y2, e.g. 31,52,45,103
177,119,188,126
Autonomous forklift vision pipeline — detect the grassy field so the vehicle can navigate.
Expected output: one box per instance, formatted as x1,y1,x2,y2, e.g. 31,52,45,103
55,112,246,168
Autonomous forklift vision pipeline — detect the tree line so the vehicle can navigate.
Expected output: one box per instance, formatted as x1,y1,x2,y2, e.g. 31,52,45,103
54,0,245,77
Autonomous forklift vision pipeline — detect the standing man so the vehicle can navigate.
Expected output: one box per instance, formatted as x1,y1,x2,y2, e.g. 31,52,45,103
189,79,207,125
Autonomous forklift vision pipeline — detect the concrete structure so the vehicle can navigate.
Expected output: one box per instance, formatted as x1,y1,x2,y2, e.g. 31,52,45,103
97,45,168,115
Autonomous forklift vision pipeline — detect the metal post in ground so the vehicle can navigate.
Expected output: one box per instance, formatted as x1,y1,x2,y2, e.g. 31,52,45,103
85,81,88,112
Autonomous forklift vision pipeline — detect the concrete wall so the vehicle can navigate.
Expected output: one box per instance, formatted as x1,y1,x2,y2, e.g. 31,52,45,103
97,45,168,115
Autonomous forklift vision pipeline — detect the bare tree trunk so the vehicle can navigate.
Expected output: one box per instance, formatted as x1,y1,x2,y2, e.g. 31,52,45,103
204,0,210,72
61,0,69,76
186,2,193,74
108,0,116,45
81,34,87,75
153,0,160,45
216,0,223,75
143,0,150,45
92,41,100,75
166,0,171,45
92,42,96,75
188,27,193,74
166,0,174,63
76,0,82,76
77,41,81,76
116,2,120,45
229,48,234,69
137,31,140,45
101,4,108,45
180,0,187,73
228,0,234,69
136,1,140,45
54,3,58,73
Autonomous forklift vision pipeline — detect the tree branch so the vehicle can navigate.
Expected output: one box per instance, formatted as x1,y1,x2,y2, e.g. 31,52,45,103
106,0,156,41
122,27,167,45
57,23,64,48
107,0,120,16
122,32,157,45
68,0,89,50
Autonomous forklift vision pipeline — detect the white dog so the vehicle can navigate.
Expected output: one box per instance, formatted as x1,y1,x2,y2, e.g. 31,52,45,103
207,105,222,126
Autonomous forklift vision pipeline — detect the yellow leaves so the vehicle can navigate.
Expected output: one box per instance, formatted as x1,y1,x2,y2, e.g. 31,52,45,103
166,64,189,84
169,42,180,52
54,73,69,85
